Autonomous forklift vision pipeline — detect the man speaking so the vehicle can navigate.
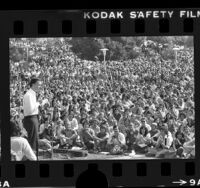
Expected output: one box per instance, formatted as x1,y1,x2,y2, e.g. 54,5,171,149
23,78,41,158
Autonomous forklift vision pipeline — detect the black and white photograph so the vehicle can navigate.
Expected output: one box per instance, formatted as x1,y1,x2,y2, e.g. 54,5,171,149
9,36,195,160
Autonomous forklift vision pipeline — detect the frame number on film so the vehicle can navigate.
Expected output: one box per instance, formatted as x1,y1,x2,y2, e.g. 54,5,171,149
172,179,200,186
189,179,200,186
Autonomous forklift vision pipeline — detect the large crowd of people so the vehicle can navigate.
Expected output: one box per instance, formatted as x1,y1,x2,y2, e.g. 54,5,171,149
10,39,195,160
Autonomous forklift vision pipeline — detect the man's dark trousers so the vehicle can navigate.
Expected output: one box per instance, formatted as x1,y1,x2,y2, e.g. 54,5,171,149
23,115,39,155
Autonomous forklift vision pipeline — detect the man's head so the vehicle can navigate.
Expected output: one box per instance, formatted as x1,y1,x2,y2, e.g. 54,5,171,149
100,121,108,132
29,78,41,92
82,118,89,129
68,113,74,121
187,109,194,117
10,120,22,137
179,112,186,121
176,131,184,140
160,124,168,136
57,119,63,126
115,106,121,114
141,118,146,125
128,122,134,129
146,111,152,118
113,125,119,136
151,123,157,130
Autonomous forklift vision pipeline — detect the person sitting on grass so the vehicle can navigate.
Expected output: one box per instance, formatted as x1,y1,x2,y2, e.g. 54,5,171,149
38,116,52,150
125,123,139,152
172,131,186,158
55,118,65,137
67,113,79,131
146,124,174,158
58,118,78,149
183,137,195,159
147,122,161,148
149,123,160,139
79,119,99,153
96,123,110,152
10,120,37,161
134,126,151,154
89,119,100,135
107,125,127,155
140,117,152,132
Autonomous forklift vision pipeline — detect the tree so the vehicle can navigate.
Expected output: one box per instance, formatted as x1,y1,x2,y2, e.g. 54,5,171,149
69,38,103,60
10,36,193,63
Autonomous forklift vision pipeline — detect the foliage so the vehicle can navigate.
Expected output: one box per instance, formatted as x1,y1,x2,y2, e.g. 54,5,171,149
9,36,193,63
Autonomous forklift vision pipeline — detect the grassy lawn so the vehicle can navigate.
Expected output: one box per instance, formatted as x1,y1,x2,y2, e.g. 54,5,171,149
39,150,156,160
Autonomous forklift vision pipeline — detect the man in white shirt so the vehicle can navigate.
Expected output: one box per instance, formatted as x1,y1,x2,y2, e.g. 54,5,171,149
154,125,174,158
23,78,41,157
67,113,79,131
146,124,174,158
10,120,36,161
11,136,37,161
156,126,173,150
107,125,127,154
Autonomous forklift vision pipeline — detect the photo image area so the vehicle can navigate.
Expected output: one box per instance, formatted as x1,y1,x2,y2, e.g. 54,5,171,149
9,37,195,161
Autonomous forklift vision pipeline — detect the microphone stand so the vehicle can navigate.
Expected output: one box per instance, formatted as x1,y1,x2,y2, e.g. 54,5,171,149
50,122,54,160
36,138,39,161
36,110,40,161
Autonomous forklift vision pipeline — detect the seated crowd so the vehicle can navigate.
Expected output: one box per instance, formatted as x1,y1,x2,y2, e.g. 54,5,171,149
10,40,195,160
10,105,195,160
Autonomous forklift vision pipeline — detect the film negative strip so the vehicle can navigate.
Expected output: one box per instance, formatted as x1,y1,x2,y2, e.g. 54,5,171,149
0,8,199,187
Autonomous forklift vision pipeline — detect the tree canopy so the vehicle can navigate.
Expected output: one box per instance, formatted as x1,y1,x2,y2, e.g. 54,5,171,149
9,36,193,63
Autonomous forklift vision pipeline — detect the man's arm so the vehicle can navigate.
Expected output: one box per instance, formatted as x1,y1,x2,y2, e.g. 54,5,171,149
100,133,110,141
22,138,37,161
73,119,79,130
155,136,163,148
107,135,113,144
57,128,66,139
39,124,45,135
166,134,173,149
151,131,161,138
144,133,151,142
79,130,87,147
68,130,78,140
172,139,177,151
146,124,152,131
118,133,126,145
118,117,123,127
